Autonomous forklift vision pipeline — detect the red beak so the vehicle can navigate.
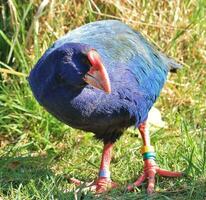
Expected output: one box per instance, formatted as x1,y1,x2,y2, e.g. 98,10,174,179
84,50,111,94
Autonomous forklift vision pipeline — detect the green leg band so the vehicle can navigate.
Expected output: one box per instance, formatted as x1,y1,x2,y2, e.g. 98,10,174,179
143,152,156,160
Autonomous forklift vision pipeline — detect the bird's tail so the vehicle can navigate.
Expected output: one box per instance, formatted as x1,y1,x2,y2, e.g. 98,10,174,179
167,57,182,73
160,53,182,73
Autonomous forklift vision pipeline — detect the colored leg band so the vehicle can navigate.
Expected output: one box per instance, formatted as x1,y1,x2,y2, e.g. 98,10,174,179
99,169,110,178
142,152,156,160
141,146,154,154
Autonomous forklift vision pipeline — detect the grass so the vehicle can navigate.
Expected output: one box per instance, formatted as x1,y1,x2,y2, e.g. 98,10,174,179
0,0,206,199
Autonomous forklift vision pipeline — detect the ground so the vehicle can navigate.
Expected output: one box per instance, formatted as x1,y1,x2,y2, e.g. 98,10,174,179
0,0,206,199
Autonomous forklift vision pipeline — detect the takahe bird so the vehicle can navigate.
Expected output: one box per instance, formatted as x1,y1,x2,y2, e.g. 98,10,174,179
29,20,183,194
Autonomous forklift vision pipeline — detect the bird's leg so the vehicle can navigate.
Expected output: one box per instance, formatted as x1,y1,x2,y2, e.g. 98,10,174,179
69,142,117,193
93,142,117,193
127,121,183,194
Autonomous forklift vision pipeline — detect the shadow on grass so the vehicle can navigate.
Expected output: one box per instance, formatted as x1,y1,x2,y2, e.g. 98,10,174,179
0,154,77,199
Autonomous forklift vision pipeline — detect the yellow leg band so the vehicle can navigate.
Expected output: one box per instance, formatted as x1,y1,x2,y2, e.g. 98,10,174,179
141,146,155,154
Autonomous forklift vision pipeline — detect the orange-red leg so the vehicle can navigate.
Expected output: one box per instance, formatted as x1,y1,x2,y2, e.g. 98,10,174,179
127,121,183,194
94,142,117,193
70,142,117,193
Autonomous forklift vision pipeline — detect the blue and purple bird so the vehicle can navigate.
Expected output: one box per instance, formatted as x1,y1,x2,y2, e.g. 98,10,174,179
29,20,183,194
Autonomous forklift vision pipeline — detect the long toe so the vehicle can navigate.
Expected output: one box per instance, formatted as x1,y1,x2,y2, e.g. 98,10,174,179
127,174,146,191
147,176,155,194
157,168,183,177
69,177,83,186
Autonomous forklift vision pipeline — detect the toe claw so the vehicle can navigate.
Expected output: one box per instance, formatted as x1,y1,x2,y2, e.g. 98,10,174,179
127,184,134,191
147,186,154,195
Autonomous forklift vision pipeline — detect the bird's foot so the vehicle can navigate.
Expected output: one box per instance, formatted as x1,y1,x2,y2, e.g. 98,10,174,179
127,159,183,194
69,177,117,193
92,177,117,193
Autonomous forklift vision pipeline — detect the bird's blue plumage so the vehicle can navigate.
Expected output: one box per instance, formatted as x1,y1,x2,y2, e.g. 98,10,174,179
29,20,180,143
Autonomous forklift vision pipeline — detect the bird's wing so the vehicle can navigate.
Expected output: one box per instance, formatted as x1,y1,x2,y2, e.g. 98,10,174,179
48,20,180,68
46,20,179,98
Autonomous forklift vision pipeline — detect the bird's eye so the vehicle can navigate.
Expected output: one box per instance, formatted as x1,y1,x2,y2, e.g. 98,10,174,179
82,56,92,67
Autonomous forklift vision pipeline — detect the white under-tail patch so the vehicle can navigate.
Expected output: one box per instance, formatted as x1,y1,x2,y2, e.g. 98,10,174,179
147,107,166,128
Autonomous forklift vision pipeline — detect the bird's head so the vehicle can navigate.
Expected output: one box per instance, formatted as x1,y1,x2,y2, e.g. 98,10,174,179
54,43,111,94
